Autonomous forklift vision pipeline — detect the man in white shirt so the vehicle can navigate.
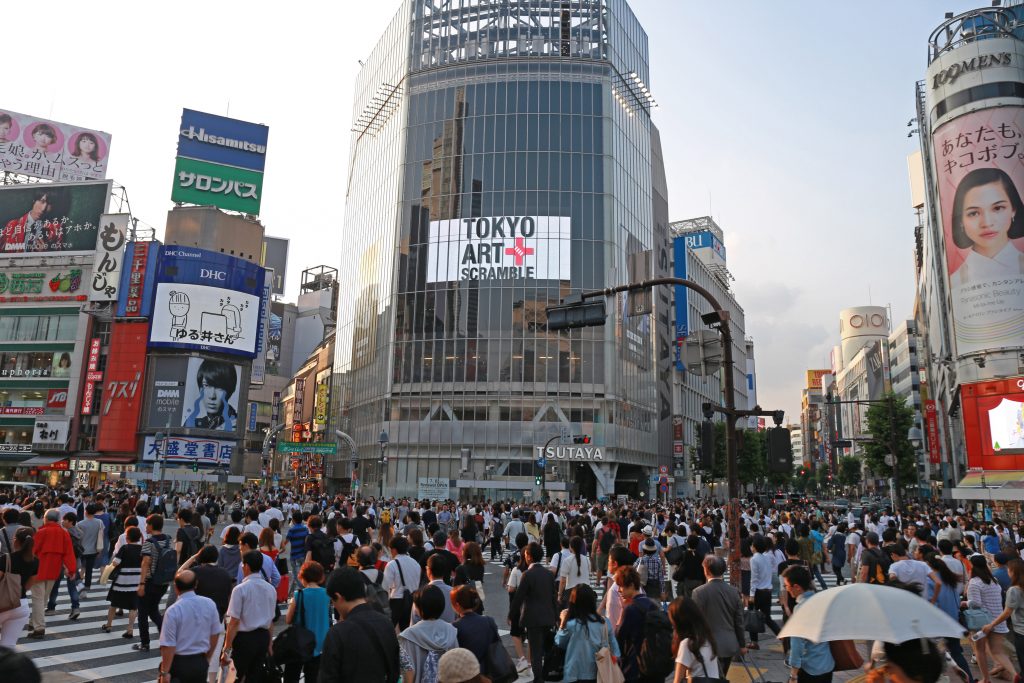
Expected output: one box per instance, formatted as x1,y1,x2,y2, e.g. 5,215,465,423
382,537,421,631
888,545,934,595
846,524,862,583
242,509,263,538
221,551,276,681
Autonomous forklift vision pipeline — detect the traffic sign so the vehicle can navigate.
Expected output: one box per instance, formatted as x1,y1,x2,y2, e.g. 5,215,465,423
659,483,669,493
536,458,547,469
673,442,684,454
658,464,669,476
659,476,669,485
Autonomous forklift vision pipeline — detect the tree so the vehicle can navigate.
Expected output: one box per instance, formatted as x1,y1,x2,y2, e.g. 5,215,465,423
838,456,861,488
863,393,916,489
737,428,765,486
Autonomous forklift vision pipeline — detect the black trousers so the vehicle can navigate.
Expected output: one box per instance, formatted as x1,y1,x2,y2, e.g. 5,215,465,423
169,653,209,683
526,625,549,683
749,588,781,643
232,628,270,682
284,655,320,683
390,596,413,631
797,670,833,683
138,582,168,646
82,554,98,589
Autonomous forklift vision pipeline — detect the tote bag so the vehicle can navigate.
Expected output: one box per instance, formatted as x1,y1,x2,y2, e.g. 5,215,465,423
595,621,625,683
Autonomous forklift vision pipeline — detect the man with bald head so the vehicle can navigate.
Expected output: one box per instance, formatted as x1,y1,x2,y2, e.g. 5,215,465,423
158,569,222,683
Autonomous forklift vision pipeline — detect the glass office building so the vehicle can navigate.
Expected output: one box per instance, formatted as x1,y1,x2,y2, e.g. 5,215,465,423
334,0,665,499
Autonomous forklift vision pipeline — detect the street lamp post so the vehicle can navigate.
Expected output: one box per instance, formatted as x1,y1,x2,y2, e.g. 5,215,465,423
378,430,389,500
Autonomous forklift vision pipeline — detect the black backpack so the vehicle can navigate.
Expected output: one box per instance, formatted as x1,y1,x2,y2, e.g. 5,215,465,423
149,536,178,586
637,603,675,680
362,571,392,621
310,532,335,572
179,526,201,561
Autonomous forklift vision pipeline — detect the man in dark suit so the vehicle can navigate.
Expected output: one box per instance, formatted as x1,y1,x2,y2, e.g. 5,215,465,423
691,554,747,674
510,541,557,682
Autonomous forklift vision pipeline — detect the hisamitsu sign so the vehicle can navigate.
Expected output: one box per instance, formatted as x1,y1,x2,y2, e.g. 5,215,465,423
426,216,570,283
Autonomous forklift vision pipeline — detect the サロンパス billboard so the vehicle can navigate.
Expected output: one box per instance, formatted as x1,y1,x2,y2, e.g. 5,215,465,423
425,216,571,283
0,181,110,256
933,106,1024,356
171,157,264,216
0,109,112,182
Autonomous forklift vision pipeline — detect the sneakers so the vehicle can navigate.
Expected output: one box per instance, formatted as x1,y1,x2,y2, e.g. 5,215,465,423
44,608,55,616
132,643,150,652
515,657,530,673
28,629,45,638
69,609,80,620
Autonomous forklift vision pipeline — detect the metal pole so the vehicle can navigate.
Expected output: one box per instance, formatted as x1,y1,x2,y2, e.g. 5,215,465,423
379,443,385,500
889,395,902,511
541,434,559,502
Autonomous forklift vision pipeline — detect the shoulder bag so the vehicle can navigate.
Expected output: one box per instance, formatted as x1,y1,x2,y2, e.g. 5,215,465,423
486,619,518,683
272,589,316,665
962,607,992,631
0,549,21,612
691,646,728,683
595,619,625,683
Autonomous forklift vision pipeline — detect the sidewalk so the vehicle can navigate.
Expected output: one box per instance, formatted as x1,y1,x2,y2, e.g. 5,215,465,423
727,637,866,683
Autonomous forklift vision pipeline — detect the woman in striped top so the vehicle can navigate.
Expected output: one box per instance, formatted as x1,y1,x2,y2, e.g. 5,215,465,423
965,555,1016,683
101,525,142,639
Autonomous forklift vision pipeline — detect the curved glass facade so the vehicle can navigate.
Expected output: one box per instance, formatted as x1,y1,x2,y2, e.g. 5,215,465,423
334,0,663,499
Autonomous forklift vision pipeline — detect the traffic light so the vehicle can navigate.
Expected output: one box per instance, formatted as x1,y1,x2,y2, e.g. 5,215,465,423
192,461,199,473
767,426,793,473
535,474,543,486
699,420,715,471
573,435,591,444
546,295,606,331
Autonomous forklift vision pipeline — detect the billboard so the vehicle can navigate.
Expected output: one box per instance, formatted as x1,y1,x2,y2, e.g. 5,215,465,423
0,181,110,256
117,241,160,317
865,340,887,400
267,301,284,374
0,109,111,182
96,322,149,453
177,109,269,173
0,266,85,303
925,400,942,465
33,417,70,450
262,236,289,296
425,216,571,283
171,156,264,215
806,369,830,390
673,236,689,371
142,435,235,467
89,214,128,301
147,356,242,434
933,106,1024,356
250,270,272,385
149,246,265,357
0,350,73,378
962,376,1024,470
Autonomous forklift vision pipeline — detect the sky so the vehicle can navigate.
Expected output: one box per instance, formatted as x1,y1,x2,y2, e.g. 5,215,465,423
2,0,989,422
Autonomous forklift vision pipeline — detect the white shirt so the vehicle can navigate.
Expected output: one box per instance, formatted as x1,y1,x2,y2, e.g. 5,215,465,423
558,553,591,591
160,591,223,655
382,555,421,599
889,559,931,593
242,520,263,538
847,532,862,562
226,573,277,632
677,639,719,678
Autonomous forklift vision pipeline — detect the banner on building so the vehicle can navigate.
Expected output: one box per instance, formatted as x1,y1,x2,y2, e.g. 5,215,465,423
96,322,149,452
0,181,110,256
865,341,887,400
417,476,451,500
250,270,272,385
147,356,242,434
314,383,328,427
262,236,288,296
177,109,268,172
142,435,235,467
673,236,689,371
426,216,571,283
171,157,264,215
0,109,112,182
117,241,160,317
33,417,70,450
925,400,942,465
0,265,87,304
933,106,1024,357
806,369,830,390
0,350,74,378
961,376,1024,471
267,301,283,375
89,214,128,301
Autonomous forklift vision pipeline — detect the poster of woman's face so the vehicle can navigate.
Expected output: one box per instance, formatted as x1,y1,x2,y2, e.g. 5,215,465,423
935,106,1024,356
0,108,111,182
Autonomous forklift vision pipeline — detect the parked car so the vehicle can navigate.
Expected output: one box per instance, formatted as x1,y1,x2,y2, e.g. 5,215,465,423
834,498,850,511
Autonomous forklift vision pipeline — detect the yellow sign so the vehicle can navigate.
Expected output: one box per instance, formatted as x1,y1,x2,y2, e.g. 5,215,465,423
806,369,830,390
314,383,329,426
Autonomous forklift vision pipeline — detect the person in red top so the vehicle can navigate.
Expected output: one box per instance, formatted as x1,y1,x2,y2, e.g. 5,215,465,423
28,509,76,637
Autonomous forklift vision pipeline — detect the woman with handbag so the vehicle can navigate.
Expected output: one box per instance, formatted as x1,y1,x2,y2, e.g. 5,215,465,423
668,597,719,683
925,554,976,683
554,584,621,683
282,560,331,683
452,585,508,680
100,525,142,639
964,556,1016,683
453,542,487,605
0,526,38,648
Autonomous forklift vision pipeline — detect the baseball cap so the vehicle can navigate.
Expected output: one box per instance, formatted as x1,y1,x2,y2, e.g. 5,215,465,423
642,525,653,535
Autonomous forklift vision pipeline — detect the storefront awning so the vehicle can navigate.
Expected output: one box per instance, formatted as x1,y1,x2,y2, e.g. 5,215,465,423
951,470,1024,501
0,452,33,463
19,455,66,468
95,455,138,464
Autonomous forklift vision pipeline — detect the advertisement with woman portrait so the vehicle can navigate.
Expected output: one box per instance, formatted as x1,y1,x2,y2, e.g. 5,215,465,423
934,106,1024,356
0,108,112,182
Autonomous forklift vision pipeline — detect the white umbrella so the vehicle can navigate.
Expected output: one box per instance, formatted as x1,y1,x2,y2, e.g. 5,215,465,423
777,583,965,642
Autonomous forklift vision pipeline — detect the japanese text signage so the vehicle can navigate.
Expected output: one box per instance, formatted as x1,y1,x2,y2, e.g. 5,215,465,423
293,378,305,423
0,181,110,256
89,214,128,302
673,236,689,371
96,322,149,453
149,246,265,357
87,338,101,371
0,266,84,303
933,106,1024,357
171,157,264,215
806,369,830,390
277,441,337,455
143,435,235,467
925,400,942,466
314,383,328,426
0,109,112,182
426,216,571,282
118,241,158,317
33,417,70,450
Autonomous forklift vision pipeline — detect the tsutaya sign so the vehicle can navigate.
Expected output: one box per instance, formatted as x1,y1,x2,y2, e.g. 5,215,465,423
534,444,604,460
426,216,571,283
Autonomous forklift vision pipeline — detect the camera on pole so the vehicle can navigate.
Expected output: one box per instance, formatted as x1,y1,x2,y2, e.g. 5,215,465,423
546,294,606,331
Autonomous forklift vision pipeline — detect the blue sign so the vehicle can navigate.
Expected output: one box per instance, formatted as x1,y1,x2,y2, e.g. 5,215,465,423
536,458,547,469
116,241,162,318
156,246,264,294
177,109,269,173
248,402,258,432
680,230,727,261
673,236,689,371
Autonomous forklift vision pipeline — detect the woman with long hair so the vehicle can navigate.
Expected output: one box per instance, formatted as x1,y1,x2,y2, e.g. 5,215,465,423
925,553,975,683
0,526,37,647
71,132,100,162
454,541,486,604
557,536,591,609
446,529,466,563
965,555,1016,683
554,583,620,683
102,525,141,639
543,511,562,561
669,596,719,683
980,558,1024,680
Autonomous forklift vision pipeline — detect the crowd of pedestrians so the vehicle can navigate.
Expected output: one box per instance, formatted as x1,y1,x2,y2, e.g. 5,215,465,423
0,484,1021,683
